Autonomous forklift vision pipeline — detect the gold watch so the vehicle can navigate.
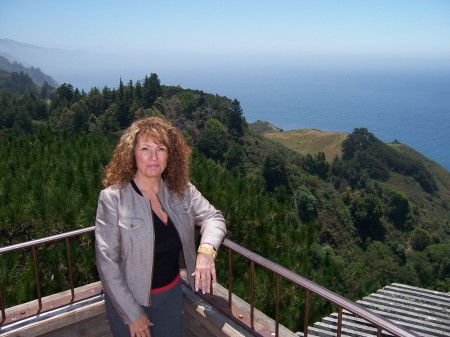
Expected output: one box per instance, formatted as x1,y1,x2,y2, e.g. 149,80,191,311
198,244,217,259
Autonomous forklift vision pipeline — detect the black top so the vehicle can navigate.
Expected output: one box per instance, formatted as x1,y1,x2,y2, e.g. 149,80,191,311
130,180,182,289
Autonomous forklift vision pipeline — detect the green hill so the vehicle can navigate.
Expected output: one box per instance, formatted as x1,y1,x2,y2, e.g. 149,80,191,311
1,72,449,332
253,122,450,286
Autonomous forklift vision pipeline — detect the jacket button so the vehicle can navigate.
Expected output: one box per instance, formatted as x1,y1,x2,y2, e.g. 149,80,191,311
130,224,134,228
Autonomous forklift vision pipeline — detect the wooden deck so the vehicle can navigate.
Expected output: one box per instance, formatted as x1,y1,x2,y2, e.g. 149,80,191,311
1,280,297,337
3,281,442,337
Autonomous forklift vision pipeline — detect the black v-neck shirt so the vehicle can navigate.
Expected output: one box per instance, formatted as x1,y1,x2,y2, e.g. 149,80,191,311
130,180,182,289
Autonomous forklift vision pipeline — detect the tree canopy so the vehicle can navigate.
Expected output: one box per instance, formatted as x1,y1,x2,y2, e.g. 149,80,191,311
1,70,449,332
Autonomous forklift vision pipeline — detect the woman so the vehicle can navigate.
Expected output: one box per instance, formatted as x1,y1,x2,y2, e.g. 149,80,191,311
95,116,226,337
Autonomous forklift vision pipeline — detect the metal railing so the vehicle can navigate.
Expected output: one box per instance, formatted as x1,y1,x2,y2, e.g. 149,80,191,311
0,227,420,337
0,227,95,325
223,238,420,337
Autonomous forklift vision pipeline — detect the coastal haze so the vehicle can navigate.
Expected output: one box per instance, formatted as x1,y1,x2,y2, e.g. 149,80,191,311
1,1,450,170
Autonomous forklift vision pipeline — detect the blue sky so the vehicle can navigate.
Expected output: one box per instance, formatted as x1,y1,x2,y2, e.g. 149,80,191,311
1,0,450,62
1,0,450,91
1,0,450,170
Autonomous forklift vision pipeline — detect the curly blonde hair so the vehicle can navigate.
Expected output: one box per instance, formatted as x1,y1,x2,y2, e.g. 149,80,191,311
103,117,191,196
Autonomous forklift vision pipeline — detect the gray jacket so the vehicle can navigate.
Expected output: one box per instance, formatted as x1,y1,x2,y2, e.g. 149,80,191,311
95,180,226,324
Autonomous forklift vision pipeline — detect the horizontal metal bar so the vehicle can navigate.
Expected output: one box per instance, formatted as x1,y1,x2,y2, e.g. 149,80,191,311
0,226,95,254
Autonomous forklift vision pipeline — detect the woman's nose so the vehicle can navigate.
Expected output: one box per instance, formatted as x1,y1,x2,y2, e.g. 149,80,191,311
149,149,157,159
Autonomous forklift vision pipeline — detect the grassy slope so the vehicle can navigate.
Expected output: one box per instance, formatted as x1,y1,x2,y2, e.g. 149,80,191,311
260,128,348,162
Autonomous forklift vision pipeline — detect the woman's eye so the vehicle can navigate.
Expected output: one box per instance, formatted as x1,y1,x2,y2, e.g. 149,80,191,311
158,147,167,152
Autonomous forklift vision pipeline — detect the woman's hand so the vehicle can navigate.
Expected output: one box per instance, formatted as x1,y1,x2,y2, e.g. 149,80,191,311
192,244,216,294
128,313,152,337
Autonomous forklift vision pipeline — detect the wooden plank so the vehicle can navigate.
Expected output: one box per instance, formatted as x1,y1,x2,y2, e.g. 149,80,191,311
1,301,109,337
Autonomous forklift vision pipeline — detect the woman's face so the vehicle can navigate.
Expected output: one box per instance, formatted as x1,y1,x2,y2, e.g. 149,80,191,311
134,136,168,181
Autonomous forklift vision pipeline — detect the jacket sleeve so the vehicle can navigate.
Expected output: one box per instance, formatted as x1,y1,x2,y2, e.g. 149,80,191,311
95,189,144,325
190,184,227,250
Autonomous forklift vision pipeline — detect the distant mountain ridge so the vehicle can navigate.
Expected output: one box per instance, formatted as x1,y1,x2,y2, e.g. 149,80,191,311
0,54,58,87
0,38,107,89
0,38,87,66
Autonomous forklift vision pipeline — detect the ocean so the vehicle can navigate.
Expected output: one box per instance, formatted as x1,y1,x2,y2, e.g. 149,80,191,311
157,64,450,172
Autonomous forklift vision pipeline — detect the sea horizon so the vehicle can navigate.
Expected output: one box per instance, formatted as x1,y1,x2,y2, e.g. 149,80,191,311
62,62,450,172
161,65,450,172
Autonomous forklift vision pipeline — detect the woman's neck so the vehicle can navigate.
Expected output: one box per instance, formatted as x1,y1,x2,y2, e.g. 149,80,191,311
133,175,161,197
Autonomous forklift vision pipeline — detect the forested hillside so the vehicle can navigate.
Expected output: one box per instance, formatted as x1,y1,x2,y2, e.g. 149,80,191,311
0,70,448,331
0,55,58,87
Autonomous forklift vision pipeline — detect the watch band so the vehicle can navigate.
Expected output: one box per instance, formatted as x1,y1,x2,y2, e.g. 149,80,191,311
198,245,217,259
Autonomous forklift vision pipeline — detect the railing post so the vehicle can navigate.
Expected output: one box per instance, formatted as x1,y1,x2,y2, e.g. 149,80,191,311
275,274,280,337
65,238,75,303
0,282,5,324
303,288,310,337
227,247,233,310
377,326,382,337
337,306,343,337
32,246,42,312
250,260,255,330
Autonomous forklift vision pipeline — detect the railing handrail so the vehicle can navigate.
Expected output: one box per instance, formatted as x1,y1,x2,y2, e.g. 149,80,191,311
0,227,421,337
0,226,95,254
223,238,420,337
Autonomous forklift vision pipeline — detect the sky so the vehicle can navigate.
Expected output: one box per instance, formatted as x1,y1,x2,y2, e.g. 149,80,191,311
1,0,450,170
1,0,450,64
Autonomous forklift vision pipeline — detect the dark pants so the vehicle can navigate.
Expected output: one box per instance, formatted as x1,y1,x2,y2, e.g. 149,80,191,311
104,279,183,337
